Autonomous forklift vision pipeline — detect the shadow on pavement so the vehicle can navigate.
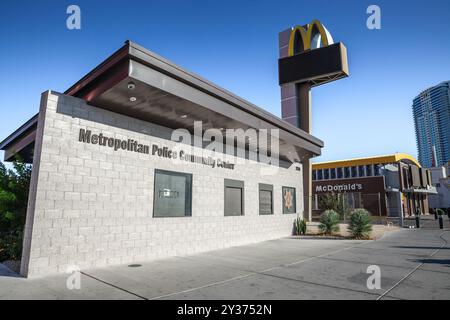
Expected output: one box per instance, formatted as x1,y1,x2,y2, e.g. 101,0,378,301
393,246,450,250
413,258,450,266
0,263,21,278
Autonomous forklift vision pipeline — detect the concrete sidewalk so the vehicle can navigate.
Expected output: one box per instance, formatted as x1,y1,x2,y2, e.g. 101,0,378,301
1,228,449,300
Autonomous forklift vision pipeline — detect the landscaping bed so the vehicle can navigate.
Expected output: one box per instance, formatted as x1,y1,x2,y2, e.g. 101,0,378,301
303,221,400,240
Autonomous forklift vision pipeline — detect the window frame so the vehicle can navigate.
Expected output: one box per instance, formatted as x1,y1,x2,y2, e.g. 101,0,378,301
324,168,330,180
153,169,193,218
317,169,323,180
344,167,350,178
330,168,336,179
337,167,343,179
358,165,365,177
259,183,274,215
224,179,245,216
351,166,358,178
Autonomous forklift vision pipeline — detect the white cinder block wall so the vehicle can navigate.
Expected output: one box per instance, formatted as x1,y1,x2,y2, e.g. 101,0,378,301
21,91,304,277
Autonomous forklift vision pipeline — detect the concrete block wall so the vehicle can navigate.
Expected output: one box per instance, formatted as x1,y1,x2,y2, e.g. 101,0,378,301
21,91,304,277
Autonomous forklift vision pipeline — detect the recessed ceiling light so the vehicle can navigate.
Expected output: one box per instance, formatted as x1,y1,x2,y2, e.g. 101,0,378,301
127,81,136,90
129,96,137,102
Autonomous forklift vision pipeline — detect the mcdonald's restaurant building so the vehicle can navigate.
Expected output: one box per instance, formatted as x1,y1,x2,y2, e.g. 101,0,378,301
0,40,327,277
311,154,437,219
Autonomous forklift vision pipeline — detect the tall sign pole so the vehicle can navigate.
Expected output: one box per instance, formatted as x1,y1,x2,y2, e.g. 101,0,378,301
278,20,349,221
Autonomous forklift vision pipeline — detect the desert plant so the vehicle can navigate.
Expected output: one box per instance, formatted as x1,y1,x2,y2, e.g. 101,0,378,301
294,217,307,235
318,210,340,235
348,208,373,239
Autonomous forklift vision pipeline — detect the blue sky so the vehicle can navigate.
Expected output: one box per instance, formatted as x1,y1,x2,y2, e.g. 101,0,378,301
0,0,449,163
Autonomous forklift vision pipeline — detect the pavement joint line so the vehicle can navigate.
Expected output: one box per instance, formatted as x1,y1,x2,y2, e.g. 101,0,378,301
313,255,431,273
314,248,450,275
337,245,445,259
148,273,255,300
148,240,373,300
262,241,370,272
255,270,382,298
80,271,148,300
179,241,396,276
376,231,449,301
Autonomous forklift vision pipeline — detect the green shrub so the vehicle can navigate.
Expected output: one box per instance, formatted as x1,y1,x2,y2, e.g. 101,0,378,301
0,158,31,262
0,230,23,261
319,210,340,235
348,208,373,239
294,217,307,235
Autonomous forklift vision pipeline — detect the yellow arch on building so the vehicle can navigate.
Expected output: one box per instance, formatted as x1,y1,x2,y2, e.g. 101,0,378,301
288,19,331,56
312,153,421,170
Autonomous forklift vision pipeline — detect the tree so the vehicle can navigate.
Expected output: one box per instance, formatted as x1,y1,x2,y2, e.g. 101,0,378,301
318,193,349,220
318,193,340,211
0,158,32,261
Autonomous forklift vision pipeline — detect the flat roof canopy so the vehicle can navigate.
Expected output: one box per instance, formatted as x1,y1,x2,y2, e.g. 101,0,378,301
0,114,37,163
312,153,422,170
1,41,324,164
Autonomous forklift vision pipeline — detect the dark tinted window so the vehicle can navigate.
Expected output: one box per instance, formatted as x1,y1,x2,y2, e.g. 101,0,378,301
358,166,365,177
374,164,381,176
317,170,323,180
344,167,350,178
259,184,273,215
225,179,244,216
330,168,336,179
351,166,358,178
153,169,192,217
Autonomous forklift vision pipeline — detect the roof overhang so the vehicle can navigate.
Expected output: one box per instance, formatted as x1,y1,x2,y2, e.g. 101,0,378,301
402,187,438,195
0,114,38,162
312,153,421,170
1,41,324,164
